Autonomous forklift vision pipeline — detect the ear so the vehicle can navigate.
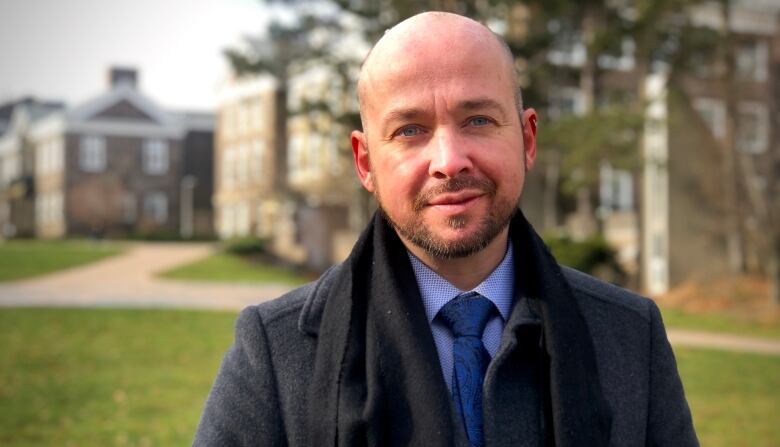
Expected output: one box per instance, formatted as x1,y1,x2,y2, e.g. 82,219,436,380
351,130,375,192
521,108,538,171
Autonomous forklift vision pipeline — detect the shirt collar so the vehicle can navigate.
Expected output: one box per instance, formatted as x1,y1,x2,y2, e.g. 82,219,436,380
407,241,515,324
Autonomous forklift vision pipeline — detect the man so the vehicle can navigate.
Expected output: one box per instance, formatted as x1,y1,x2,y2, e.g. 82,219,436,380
195,12,698,447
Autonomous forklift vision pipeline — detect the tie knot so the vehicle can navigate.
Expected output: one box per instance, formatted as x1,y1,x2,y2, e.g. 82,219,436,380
438,292,496,338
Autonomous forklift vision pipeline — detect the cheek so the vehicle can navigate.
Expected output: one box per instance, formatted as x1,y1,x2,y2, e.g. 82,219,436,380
374,155,427,196
482,146,524,180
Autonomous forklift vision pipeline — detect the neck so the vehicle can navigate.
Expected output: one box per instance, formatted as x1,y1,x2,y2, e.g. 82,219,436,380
402,228,510,290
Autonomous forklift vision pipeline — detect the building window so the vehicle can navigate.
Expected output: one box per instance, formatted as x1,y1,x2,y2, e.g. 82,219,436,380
79,135,106,172
222,148,236,187
252,139,264,181
598,38,636,71
599,163,633,213
737,102,768,154
38,138,64,174
237,144,250,185
221,106,236,140
236,202,250,236
143,192,168,224
548,87,585,119
308,133,322,179
143,139,169,175
252,100,264,131
288,134,304,182
547,20,586,67
36,191,63,225
736,40,768,82
237,101,250,136
219,204,235,238
122,193,136,224
692,97,726,140
1,154,19,186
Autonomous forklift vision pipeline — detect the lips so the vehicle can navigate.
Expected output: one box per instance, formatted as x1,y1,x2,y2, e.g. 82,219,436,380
424,191,486,216
412,176,497,212
427,191,483,207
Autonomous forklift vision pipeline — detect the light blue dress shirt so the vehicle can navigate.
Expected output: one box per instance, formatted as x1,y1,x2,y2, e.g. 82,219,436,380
407,242,515,391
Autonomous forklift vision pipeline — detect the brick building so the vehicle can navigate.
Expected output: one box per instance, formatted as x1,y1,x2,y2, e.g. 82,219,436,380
26,67,215,239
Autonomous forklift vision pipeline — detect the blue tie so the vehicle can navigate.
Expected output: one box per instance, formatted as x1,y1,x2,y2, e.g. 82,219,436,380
438,292,497,447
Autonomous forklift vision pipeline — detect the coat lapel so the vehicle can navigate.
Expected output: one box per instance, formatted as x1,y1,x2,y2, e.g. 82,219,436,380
304,211,612,446
508,214,613,446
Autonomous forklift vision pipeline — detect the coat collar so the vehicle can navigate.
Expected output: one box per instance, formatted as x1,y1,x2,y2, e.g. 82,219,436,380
297,212,612,446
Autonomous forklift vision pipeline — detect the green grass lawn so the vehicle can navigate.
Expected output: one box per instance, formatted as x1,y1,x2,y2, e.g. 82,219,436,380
675,348,780,447
661,307,780,339
0,308,237,447
159,252,309,286
0,240,122,282
1,308,778,446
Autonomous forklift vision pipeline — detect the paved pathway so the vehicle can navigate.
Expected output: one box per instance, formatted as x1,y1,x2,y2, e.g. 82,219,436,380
0,243,778,356
0,242,293,311
666,329,780,356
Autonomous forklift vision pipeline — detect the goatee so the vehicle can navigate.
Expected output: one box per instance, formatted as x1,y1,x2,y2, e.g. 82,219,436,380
376,175,519,259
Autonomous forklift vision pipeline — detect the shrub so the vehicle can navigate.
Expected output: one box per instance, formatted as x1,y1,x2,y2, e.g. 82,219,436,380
126,231,217,242
224,237,267,256
543,233,624,281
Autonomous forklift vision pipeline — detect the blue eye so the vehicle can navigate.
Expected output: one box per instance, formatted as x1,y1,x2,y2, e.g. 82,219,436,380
398,126,422,137
470,116,491,126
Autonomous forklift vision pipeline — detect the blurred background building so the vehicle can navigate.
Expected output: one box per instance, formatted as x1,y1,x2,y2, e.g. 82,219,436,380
1,0,778,301
0,68,215,240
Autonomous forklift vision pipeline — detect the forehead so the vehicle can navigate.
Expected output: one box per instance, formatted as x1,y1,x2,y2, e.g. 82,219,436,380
360,21,515,121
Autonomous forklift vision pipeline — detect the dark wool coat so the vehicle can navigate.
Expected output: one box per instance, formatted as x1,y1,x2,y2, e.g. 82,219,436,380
194,215,698,447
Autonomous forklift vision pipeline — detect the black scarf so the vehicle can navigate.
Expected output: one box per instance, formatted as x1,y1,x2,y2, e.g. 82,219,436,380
306,211,612,446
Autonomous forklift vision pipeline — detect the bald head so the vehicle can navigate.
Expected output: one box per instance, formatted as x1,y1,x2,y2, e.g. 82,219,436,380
357,12,522,133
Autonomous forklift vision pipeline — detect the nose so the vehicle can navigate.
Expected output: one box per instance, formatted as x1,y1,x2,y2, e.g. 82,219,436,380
428,128,473,179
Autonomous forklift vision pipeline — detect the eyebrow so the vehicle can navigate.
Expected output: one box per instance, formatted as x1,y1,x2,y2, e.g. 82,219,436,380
380,107,428,137
456,98,509,118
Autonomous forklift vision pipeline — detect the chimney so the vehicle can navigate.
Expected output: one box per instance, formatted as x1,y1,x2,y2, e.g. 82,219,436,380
109,67,138,89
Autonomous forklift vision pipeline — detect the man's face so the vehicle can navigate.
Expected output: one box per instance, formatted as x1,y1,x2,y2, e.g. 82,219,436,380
352,20,537,259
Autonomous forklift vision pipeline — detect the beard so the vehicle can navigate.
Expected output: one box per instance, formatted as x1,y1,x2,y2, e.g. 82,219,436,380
376,175,520,259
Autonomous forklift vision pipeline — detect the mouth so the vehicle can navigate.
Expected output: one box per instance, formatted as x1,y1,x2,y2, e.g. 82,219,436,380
425,191,484,214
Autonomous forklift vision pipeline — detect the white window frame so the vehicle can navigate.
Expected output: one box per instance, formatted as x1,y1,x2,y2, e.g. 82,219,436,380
143,192,168,224
737,102,769,154
37,138,65,175
252,100,264,131
237,102,250,136
237,144,250,185
308,133,322,179
36,191,63,225
221,106,236,139
736,40,769,82
236,201,250,236
219,204,236,239
599,163,634,212
79,135,106,173
251,139,264,180
692,97,726,140
222,147,236,187
288,134,304,183
142,139,169,175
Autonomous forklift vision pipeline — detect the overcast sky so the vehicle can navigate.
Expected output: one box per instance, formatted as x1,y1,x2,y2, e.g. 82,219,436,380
0,0,270,111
